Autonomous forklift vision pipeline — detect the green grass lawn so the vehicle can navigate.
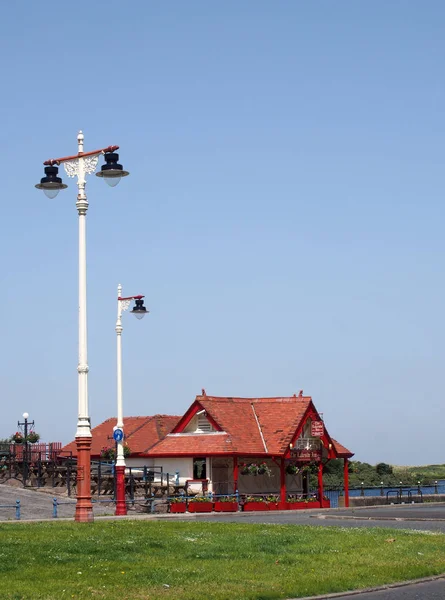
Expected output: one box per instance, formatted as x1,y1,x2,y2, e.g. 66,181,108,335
1,521,444,599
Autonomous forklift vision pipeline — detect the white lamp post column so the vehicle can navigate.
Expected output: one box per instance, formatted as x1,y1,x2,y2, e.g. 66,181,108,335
115,284,127,515
74,132,93,522
114,285,147,516
35,131,130,523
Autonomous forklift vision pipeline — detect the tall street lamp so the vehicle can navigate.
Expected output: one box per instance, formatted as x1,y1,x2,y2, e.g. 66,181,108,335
35,131,129,523
114,284,147,515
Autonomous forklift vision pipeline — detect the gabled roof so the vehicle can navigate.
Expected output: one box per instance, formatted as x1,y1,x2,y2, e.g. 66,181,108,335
149,393,353,458
61,415,180,458
61,393,354,460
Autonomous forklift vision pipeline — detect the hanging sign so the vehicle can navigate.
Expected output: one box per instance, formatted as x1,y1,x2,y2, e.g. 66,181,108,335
311,421,324,437
290,449,322,462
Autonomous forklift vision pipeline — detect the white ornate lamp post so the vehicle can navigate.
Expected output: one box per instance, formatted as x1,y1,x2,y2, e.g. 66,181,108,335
114,285,147,516
35,131,129,522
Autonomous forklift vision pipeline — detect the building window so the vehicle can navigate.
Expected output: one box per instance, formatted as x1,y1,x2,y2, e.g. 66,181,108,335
197,413,213,432
193,457,207,479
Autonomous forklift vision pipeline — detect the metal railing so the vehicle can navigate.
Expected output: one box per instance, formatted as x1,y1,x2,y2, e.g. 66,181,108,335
295,438,322,450
0,499,20,520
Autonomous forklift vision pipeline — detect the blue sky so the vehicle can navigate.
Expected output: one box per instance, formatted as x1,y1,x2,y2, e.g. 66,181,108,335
0,1,444,465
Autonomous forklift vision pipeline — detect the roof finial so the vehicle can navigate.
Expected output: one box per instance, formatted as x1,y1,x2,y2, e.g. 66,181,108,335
298,389,303,397
201,388,207,396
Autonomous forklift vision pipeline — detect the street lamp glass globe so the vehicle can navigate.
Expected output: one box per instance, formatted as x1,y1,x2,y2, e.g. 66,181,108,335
133,311,146,320
23,412,29,419
44,188,60,199
103,175,122,187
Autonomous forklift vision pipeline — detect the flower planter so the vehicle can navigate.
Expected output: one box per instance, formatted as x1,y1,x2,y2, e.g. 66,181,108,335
214,501,238,512
321,499,331,508
267,502,284,510
170,503,187,513
243,502,269,511
187,502,213,513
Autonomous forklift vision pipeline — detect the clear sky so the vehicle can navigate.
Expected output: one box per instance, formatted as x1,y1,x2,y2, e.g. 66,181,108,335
0,1,443,466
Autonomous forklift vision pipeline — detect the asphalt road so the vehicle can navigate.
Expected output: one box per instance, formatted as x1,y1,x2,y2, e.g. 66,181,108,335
297,577,445,600
179,502,445,534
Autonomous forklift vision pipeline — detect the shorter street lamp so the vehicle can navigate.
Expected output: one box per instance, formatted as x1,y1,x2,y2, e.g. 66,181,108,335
114,284,148,516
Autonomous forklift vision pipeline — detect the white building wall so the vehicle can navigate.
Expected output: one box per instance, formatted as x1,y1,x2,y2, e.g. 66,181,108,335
126,456,202,488
125,456,303,496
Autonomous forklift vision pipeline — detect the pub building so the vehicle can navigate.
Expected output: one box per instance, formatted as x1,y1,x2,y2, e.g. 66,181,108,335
63,390,353,509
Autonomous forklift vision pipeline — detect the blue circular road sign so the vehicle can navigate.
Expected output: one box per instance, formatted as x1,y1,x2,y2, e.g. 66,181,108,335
113,428,124,442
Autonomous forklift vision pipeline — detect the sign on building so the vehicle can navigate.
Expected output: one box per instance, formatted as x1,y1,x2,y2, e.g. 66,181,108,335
311,421,324,437
290,448,322,462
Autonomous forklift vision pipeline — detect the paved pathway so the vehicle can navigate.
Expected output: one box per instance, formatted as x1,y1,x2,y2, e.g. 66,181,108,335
0,484,115,520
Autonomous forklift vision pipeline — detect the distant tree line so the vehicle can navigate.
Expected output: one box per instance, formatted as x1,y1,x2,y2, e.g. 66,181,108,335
319,459,442,488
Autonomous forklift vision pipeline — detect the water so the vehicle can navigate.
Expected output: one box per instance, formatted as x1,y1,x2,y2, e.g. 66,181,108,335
322,480,445,508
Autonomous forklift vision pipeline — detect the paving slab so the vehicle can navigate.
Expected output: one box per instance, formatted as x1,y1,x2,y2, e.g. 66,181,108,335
0,484,115,521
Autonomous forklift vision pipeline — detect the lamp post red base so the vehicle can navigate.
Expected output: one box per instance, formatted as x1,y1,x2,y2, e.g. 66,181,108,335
115,465,127,516
75,436,93,523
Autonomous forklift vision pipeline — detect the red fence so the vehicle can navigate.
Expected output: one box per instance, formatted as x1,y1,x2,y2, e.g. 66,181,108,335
10,442,62,461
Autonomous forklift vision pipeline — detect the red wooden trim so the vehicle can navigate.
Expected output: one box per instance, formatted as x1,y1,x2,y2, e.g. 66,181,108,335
205,411,222,432
170,400,222,433
318,463,324,503
171,401,203,433
233,456,238,494
287,403,316,452
344,458,349,507
286,401,337,459
43,145,119,166
144,451,272,458
280,458,286,505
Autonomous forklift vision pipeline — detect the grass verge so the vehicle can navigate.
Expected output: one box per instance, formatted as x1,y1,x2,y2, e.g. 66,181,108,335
0,521,444,599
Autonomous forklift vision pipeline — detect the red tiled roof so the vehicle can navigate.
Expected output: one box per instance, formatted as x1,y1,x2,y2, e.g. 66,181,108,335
61,415,180,458
62,394,354,460
331,438,354,458
149,433,235,456
151,395,313,457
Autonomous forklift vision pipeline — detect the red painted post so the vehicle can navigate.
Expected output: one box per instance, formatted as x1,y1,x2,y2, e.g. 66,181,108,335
280,458,286,505
344,458,349,508
74,437,93,522
233,456,238,495
115,466,127,516
318,463,324,503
